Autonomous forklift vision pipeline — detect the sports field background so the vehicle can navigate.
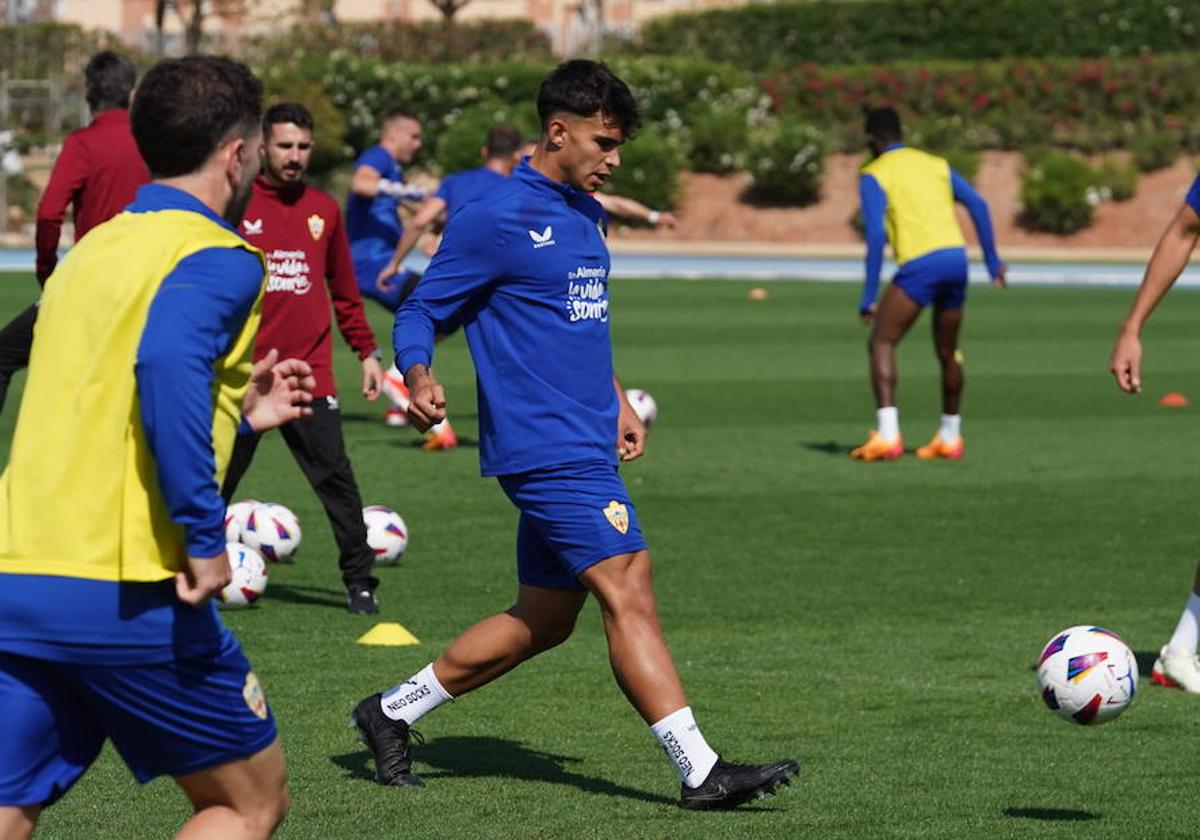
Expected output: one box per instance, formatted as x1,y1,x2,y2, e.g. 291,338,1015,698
5,274,1200,839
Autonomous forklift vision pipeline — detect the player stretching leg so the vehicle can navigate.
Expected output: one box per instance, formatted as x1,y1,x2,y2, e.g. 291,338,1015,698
0,56,310,839
1110,171,1200,693
350,60,797,809
851,107,1006,462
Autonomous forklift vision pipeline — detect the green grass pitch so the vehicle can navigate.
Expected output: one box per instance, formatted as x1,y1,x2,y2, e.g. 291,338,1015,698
4,273,1200,839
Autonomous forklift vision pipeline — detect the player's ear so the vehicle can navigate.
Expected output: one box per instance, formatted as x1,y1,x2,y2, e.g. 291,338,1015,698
544,116,569,151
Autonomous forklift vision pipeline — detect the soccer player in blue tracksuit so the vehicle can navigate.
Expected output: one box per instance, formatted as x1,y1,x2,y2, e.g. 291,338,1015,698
0,57,312,839
852,106,1006,462
1111,173,1200,693
350,60,798,810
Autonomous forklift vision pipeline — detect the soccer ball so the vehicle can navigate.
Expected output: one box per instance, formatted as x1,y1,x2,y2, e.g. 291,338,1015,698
241,502,302,563
625,388,658,426
219,542,268,608
224,499,259,543
1036,625,1138,725
363,505,408,566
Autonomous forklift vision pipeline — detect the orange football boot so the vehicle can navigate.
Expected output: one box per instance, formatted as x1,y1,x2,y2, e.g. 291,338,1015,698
915,434,964,460
422,419,459,451
849,430,903,461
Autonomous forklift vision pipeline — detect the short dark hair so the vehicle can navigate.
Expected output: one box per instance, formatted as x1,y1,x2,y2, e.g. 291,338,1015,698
264,101,314,134
382,106,417,127
536,60,640,137
85,51,137,111
865,106,903,143
131,56,262,179
484,124,523,159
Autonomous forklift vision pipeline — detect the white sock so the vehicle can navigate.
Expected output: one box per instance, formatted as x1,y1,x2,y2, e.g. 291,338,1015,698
877,406,899,441
383,365,410,411
1166,592,1200,656
650,706,719,788
379,663,453,725
939,414,961,444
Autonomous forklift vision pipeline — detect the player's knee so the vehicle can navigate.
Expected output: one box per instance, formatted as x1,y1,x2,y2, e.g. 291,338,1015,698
528,617,576,653
935,345,957,365
241,783,290,839
594,557,657,620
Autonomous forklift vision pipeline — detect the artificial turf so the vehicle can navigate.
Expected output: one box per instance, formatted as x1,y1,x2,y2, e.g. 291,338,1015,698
5,273,1200,839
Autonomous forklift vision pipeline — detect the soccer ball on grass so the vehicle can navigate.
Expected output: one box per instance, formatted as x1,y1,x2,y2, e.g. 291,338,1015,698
241,502,302,563
1036,625,1137,725
363,505,408,566
219,542,268,608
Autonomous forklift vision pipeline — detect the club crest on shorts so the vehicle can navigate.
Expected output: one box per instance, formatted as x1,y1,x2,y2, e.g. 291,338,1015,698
603,500,629,534
243,671,269,719
307,214,325,241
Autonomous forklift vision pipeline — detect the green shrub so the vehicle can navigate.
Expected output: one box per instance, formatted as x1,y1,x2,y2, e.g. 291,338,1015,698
938,148,982,183
602,128,684,212
681,105,748,174
432,102,539,174
636,0,1200,70
1019,152,1095,234
744,117,826,206
1094,157,1138,202
1130,130,1180,172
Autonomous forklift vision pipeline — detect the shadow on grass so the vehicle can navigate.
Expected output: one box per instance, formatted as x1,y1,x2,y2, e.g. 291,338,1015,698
266,583,345,610
341,411,478,425
803,441,854,455
331,736,676,806
1003,807,1099,822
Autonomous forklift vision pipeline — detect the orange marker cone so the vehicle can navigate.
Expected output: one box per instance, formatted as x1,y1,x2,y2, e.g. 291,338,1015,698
1160,392,1189,408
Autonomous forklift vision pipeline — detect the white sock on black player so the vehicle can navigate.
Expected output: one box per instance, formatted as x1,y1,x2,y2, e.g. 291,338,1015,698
877,406,899,441
650,706,719,788
1166,592,1200,656
939,413,961,444
379,663,453,725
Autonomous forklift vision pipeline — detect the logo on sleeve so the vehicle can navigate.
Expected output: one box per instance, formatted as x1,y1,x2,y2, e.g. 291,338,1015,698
528,225,555,248
307,214,325,241
603,500,629,534
242,218,263,236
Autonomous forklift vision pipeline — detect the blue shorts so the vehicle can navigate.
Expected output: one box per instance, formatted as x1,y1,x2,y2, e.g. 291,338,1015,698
892,247,969,310
354,253,421,313
0,633,276,807
498,461,648,591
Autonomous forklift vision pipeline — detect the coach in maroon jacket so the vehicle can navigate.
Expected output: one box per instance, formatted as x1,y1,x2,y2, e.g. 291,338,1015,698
228,101,388,615
0,51,149,411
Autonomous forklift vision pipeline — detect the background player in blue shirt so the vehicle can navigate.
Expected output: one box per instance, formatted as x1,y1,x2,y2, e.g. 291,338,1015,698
1110,174,1200,694
350,60,797,810
374,123,525,293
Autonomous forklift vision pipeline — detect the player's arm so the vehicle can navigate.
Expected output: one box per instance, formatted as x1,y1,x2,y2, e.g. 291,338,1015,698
377,195,447,291
326,209,384,400
34,134,87,284
135,247,266,605
349,149,427,201
613,374,646,462
594,192,676,228
858,173,887,323
1109,201,1200,394
951,170,1006,288
393,206,504,430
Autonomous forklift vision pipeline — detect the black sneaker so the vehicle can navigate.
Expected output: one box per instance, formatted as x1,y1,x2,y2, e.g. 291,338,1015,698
679,757,798,810
346,585,379,615
350,693,425,787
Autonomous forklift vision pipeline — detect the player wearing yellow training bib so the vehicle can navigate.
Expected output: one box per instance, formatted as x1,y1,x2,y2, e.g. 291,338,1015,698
851,107,1007,462
0,57,314,840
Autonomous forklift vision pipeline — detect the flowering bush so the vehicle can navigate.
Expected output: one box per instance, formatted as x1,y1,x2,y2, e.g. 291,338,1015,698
744,117,827,206
431,101,539,174
602,128,684,211
1094,157,1138,201
1130,130,1180,172
1020,152,1096,234
763,54,1200,155
636,0,1200,70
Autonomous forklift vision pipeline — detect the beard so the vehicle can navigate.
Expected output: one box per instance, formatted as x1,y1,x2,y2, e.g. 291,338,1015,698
223,172,255,228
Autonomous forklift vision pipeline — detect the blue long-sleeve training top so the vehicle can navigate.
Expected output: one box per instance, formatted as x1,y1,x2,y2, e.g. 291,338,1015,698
393,160,618,476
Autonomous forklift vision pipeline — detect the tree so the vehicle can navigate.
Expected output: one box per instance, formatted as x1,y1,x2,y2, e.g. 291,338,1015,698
153,0,255,54
428,0,471,21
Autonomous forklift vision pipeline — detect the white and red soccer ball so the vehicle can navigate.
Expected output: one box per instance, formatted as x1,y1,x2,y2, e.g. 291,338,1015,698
239,502,302,563
219,542,268,608
363,505,408,566
624,388,658,427
1036,625,1138,725
224,499,258,543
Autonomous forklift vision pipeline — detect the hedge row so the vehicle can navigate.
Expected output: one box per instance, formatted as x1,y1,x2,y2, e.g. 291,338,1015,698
635,0,1200,70
763,53,1200,154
